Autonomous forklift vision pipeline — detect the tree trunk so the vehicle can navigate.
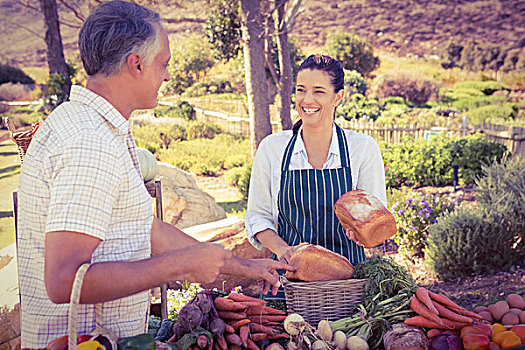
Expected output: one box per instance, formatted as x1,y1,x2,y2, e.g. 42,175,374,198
274,0,293,130
240,0,272,157
40,0,71,99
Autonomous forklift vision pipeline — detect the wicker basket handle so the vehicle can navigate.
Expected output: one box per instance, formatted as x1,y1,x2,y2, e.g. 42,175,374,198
68,263,103,349
4,117,16,133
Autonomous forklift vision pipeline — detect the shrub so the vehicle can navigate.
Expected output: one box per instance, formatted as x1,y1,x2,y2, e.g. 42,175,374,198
344,69,367,96
450,95,508,112
426,208,514,280
0,63,35,85
226,165,251,199
452,81,509,96
373,71,439,106
154,101,195,120
391,190,459,257
4,107,43,127
467,103,517,125
336,94,382,121
0,82,34,101
382,133,507,188
475,156,525,246
186,121,222,140
183,76,234,97
323,32,379,77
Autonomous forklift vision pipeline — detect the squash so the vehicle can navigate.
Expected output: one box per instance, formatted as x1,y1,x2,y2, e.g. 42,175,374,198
136,147,158,182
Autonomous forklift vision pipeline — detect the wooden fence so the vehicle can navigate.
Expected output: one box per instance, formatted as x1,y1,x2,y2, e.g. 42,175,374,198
187,100,525,157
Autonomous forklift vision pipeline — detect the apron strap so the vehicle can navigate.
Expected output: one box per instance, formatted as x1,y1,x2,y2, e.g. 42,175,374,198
280,132,298,173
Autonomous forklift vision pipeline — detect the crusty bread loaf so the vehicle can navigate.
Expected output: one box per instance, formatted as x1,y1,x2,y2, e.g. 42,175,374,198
334,189,397,248
284,244,355,282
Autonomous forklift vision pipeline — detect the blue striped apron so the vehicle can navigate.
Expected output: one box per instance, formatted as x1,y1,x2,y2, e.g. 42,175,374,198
277,124,366,266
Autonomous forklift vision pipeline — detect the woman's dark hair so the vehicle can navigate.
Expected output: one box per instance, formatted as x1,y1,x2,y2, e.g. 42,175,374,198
293,54,345,132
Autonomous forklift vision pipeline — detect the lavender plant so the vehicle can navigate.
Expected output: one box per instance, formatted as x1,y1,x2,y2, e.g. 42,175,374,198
391,190,459,257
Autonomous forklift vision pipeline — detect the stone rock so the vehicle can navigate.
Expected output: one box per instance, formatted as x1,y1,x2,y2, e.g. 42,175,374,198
181,217,272,295
157,162,226,229
0,244,20,350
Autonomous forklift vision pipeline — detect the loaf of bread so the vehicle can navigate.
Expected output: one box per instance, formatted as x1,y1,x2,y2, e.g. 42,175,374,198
284,244,355,282
334,189,397,248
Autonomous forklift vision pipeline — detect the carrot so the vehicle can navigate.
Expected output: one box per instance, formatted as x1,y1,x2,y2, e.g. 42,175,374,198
230,346,242,350
428,290,464,311
249,323,278,335
405,315,447,329
239,325,250,347
416,287,439,315
410,296,445,326
213,342,221,350
427,329,443,338
228,318,251,329
260,321,281,326
214,297,248,311
267,333,290,340
433,301,474,324
246,338,260,350
448,306,484,320
217,311,247,320
247,306,286,316
227,293,267,305
224,324,235,333
250,333,267,341
225,333,242,346
441,317,471,330
249,314,287,323
216,335,228,350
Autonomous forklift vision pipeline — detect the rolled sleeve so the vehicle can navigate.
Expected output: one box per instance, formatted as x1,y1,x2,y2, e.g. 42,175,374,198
245,137,278,250
46,133,122,239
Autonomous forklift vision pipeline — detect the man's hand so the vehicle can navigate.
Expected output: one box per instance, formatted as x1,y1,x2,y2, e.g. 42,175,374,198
177,242,232,284
245,259,295,296
345,228,364,247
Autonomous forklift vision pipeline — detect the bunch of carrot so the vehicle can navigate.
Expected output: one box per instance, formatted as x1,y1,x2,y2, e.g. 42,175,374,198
404,287,484,333
212,292,288,350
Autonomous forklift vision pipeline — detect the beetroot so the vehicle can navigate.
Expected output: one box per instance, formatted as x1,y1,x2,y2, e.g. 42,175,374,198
429,333,462,350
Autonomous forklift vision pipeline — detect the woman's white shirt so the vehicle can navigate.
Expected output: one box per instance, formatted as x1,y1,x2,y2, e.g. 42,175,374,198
245,123,387,250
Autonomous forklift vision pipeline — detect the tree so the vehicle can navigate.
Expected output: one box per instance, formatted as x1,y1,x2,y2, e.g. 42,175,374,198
40,0,71,106
324,32,379,78
240,0,272,156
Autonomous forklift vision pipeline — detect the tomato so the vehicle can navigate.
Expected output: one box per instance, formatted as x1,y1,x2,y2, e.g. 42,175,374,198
77,340,104,350
462,334,491,350
491,324,507,339
510,325,525,344
77,335,93,344
46,335,68,350
462,324,492,339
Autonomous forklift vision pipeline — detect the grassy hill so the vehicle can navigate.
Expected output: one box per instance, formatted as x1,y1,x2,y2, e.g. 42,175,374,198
1,0,523,71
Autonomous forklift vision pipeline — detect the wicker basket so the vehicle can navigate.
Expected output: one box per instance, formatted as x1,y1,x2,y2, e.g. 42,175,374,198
281,276,366,325
4,117,33,163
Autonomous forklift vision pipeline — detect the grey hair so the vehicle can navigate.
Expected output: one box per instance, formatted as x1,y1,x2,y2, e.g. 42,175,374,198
79,0,163,77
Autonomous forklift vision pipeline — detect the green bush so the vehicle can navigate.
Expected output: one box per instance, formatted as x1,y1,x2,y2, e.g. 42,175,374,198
450,95,508,112
154,101,195,120
237,166,251,200
344,69,367,96
391,190,459,257
373,71,439,106
183,77,234,97
426,208,513,280
157,134,250,176
0,63,35,85
4,107,42,127
467,103,517,125
382,133,507,188
452,81,509,96
323,32,379,77
225,165,251,199
186,121,222,140
475,156,525,245
336,94,382,121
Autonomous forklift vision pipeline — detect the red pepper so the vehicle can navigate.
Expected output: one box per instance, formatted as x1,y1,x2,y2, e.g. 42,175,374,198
462,334,491,350
77,335,93,344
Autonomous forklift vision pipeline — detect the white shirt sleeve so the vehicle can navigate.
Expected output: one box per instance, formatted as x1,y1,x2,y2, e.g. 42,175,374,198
245,136,280,250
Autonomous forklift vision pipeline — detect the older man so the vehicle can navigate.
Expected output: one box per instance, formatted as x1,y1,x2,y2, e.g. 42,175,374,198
17,1,291,347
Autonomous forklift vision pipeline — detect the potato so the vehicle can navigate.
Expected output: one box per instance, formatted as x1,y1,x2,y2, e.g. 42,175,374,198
506,294,525,310
520,310,525,324
474,306,488,314
491,301,509,322
479,311,493,323
501,310,519,325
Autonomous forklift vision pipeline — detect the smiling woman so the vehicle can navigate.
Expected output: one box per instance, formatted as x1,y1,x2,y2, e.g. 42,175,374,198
245,55,388,297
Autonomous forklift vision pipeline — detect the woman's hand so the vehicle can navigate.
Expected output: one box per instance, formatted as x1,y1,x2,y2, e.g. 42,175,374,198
345,229,364,247
275,242,309,264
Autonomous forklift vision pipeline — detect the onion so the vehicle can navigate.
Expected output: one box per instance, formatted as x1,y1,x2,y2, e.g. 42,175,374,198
316,320,334,342
346,335,369,350
284,313,306,336
312,340,330,350
333,330,347,350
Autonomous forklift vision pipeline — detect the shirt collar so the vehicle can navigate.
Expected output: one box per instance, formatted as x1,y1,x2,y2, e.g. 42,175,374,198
69,85,130,135
293,123,340,157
